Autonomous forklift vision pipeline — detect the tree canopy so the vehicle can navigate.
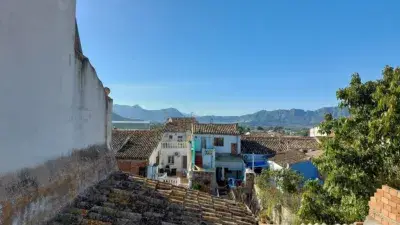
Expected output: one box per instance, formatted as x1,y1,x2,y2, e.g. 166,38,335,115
298,66,400,223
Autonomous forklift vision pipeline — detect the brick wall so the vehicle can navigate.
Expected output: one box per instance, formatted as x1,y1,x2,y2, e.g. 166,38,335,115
117,159,148,175
368,185,400,225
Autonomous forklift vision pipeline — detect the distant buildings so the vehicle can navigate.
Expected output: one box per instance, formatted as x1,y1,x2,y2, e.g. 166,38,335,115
112,120,150,130
309,126,327,137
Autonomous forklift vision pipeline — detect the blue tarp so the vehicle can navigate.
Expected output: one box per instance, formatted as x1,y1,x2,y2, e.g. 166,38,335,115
245,161,269,168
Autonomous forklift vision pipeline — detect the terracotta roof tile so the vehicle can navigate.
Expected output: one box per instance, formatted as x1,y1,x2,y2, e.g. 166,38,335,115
48,171,257,225
164,117,198,132
111,130,136,151
193,123,240,135
269,150,309,166
240,136,320,154
115,130,162,160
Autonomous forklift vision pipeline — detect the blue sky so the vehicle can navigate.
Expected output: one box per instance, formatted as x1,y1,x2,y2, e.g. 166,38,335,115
76,1,400,116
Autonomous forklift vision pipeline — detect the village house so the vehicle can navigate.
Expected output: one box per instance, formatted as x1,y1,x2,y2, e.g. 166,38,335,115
191,123,245,184
158,117,197,177
114,130,162,179
241,136,322,180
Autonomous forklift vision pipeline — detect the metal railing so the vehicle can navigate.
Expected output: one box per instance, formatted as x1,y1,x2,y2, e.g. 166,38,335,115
161,142,187,149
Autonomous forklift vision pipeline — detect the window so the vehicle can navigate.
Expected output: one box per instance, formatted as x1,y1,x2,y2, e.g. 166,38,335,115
214,137,224,147
168,156,174,164
169,135,173,140
177,136,183,142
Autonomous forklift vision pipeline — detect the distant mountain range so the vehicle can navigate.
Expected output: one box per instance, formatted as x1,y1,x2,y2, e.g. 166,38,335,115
112,104,349,128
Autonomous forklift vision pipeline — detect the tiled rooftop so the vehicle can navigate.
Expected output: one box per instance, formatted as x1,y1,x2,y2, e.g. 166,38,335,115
48,171,257,225
165,117,198,133
269,150,309,166
111,130,136,152
193,124,240,135
241,136,320,154
115,130,163,160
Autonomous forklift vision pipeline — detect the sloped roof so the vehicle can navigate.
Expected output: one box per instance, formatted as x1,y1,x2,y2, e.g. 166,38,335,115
241,137,284,154
111,130,136,151
241,136,320,154
269,150,309,166
115,130,162,160
193,123,239,135
165,117,198,132
49,171,257,225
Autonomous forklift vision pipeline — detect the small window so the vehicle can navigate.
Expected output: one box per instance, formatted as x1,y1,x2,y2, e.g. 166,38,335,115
169,135,173,140
177,136,183,142
168,156,174,164
214,137,224,147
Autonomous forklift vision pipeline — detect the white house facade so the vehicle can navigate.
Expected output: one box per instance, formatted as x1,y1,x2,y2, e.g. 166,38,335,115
191,123,245,182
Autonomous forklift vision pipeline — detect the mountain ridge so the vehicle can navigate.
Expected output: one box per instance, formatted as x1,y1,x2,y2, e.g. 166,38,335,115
113,104,349,128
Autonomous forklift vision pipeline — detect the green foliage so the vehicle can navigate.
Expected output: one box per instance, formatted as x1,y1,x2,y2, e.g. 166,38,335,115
298,66,400,223
238,125,250,134
256,169,304,220
192,183,201,190
257,126,264,130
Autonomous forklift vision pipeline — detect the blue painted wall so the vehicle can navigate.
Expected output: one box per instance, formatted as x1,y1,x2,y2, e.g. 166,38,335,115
290,161,319,180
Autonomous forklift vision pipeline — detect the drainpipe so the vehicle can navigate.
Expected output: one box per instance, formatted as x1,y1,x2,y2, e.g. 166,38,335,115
252,153,255,171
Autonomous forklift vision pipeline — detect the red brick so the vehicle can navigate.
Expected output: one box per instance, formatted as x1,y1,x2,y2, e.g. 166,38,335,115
389,212,397,220
384,204,392,211
384,192,392,200
372,214,382,222
389,200,397,208
376,189,384,198
383,185,390,193
382,220,389,225
383,197,390,204
382,209,389,217
374,214,382,222
397,215,400,222
390,188,398,196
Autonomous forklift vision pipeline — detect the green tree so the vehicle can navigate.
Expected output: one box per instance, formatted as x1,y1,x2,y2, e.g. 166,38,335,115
298,66,400,223
238,125,245,134
257,126,264,130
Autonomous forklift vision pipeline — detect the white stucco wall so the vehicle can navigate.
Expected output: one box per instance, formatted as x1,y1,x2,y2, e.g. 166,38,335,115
159,148,188,172
0,0,111,174
268,161,284,171
309,126,327,137
162,132,188,142
193,134,241,154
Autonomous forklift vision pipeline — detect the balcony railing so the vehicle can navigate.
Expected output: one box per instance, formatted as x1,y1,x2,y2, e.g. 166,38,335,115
161,142,187,149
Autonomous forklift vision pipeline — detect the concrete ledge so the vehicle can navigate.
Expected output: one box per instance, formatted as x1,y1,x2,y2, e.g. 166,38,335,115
0,145,117,225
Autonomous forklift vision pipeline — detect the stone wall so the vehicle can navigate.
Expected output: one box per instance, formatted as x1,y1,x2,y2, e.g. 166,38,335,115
190,171,216,194
0,145,117,225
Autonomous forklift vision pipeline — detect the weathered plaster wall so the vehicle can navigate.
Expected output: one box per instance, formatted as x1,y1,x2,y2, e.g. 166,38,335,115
0,0,111,174
193,134,241,154
0,0,115,224
0,146,117,225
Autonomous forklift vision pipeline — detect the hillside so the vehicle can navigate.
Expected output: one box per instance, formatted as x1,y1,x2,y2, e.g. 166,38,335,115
113,104,349,128
112,112,134,121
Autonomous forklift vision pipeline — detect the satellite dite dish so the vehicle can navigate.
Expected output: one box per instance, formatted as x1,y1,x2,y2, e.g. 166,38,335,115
104,87,111,96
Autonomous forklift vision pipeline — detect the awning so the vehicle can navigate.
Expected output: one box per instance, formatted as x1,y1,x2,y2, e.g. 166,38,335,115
215,154,244,170
245,161,269,168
